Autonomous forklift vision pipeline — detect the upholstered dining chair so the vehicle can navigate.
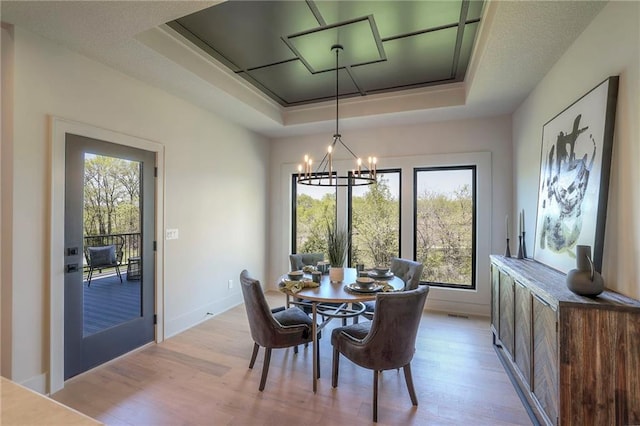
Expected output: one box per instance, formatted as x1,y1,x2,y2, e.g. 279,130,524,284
239,270,319,391
289,253,325,271
331,285,430,422
362,257,424,319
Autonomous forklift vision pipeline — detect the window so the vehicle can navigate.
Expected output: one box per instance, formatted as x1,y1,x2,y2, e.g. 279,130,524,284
348,169,401,268
291,173,336,255
414,166,476,289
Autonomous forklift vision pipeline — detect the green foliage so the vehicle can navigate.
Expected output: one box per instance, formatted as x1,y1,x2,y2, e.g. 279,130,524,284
326,221,349,267
84,156,140,236
416,184,473,285
296,192,335,255
351,177,399,267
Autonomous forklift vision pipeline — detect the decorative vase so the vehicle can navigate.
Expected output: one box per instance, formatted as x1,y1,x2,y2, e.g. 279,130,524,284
329,267,344,283
566,245,604,296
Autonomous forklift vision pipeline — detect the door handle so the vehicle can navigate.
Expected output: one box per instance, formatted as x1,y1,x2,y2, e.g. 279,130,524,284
66,263,79,273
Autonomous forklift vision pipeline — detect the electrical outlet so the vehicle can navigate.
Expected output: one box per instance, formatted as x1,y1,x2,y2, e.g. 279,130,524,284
228,279,233,289
165,229,179,240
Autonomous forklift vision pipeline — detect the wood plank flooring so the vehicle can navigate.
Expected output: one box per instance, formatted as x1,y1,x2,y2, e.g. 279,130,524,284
52,291,533,425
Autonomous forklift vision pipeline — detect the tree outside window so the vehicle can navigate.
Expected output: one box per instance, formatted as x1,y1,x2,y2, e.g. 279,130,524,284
414,166,476,288
349,171,400,268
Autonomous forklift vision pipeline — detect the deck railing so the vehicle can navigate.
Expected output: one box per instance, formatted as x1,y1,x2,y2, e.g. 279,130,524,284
82,232,141,275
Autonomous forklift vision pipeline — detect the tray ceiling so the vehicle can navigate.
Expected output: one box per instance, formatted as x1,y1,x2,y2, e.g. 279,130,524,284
168,0,483,107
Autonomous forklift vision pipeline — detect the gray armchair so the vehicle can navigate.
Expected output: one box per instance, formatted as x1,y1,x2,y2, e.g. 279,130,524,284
331,285,430,422
363,257,424,318
239,270,319,391
289,253,324,271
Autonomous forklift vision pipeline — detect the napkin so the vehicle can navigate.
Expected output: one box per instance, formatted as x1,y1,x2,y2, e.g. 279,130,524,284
375,281,398,292
279,279,319,294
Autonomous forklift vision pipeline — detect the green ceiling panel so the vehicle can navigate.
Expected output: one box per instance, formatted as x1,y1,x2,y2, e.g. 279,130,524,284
314,1,465,38
351,27,458,92
246,62,358,105
167,0,484,107
287,18,383,72
174,1,318,70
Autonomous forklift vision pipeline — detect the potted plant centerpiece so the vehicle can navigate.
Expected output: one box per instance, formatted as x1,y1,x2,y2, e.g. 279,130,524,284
327,222,349,283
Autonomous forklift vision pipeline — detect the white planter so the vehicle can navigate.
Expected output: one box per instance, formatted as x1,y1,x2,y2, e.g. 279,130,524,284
329,267,344,283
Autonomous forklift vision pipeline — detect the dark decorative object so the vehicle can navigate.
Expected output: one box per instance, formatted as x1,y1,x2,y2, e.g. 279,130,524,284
522,232,527,258
517,236,524,259
566,245,604,296
533,76,619,273
504,239,511,258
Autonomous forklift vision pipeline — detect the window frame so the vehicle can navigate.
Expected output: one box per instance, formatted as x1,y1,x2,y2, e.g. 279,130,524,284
413,165,477,290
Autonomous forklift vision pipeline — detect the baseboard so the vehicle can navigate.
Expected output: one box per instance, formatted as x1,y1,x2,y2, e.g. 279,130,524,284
17,372,47,395
424,298,490,317
164,293,243,338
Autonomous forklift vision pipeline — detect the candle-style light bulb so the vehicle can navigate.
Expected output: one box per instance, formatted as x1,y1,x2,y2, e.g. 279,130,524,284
373,157,377,178
328,146,333,185
357,158,362,177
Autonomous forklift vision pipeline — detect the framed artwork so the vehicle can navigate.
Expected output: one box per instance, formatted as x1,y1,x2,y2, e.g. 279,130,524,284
533,76,619,274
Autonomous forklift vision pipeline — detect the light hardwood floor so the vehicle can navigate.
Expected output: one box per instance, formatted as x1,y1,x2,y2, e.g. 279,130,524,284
52,291,533,425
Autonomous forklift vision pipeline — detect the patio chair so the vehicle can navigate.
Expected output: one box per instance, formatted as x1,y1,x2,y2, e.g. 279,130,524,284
331,285,430,422
84,235,124,286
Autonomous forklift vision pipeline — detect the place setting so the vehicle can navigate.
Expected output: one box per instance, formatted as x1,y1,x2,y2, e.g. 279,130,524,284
345,276,396,293
367,266,395,280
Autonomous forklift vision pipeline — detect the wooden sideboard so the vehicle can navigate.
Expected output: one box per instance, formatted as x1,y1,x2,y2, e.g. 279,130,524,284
490,255,640,426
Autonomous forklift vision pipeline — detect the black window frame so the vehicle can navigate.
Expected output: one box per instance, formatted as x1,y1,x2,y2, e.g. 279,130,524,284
413,165,477,290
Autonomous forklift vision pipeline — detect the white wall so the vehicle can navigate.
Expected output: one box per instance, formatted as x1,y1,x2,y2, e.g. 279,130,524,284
2,26,269,391
268,115,512,316
513,1,640,299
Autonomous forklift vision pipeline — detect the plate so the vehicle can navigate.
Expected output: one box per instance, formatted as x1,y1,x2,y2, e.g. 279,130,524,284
346,283,383,293
368,271,394,279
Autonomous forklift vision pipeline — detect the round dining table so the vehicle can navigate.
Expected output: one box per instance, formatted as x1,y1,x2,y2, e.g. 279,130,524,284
279,267,405,392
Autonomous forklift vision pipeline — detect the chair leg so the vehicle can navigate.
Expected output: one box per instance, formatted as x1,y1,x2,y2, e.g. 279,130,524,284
259,348,272,392
373,370,379,422
294,345,298,354
249,343,259,369
87,267,93,287
115,265,123,283
403,363,418,406
316,336,320,379
332,348,339,388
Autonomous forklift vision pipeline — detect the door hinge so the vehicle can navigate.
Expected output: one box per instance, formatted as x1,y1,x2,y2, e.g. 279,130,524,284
153,241,157,251
154,314,157,325
154,167,158,177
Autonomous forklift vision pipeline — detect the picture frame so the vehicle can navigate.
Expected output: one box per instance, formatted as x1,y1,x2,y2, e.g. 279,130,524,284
533,76,619,274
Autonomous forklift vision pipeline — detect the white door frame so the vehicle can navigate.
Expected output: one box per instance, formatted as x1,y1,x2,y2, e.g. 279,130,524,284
49,116,165,394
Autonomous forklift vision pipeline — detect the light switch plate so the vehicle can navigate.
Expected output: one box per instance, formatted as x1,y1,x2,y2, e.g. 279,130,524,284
165,229,179,240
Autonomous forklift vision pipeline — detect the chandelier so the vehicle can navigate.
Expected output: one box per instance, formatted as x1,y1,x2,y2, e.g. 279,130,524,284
297,44,377,187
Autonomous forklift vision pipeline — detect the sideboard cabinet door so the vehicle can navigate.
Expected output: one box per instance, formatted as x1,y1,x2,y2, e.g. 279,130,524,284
514,281,532,387
499,272,515,358
532,294,558,425
491,264,500,337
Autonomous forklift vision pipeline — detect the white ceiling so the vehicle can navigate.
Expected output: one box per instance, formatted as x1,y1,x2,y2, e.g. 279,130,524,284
1,0,607,138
